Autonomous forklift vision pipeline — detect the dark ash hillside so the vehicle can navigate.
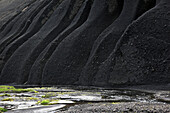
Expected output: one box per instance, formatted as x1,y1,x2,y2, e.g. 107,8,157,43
0,0,169,86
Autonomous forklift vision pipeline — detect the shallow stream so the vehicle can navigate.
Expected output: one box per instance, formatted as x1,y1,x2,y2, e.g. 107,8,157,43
1,86,170,112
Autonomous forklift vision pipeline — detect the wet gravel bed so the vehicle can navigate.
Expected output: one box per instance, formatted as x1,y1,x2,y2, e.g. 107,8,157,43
1,86,170,113
57,102,170,113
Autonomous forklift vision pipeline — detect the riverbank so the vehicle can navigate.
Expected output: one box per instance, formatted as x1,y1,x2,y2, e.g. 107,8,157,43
0,85,170,112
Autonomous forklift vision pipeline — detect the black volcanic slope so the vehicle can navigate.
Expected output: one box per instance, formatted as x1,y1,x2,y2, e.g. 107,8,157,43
0,0,169,86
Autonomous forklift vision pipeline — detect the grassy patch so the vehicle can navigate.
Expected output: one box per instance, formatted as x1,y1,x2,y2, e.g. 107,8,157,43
0,107,8,112
0,85,37,93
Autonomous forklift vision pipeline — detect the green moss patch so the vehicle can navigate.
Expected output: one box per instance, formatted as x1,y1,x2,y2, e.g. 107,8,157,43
37,99,75,105
41,93,56,98
0,94,11,97
0,85,37,93
1,98,14,101
0,85,15,89
25,97,39,101
40,100,50,105
0,107,8,112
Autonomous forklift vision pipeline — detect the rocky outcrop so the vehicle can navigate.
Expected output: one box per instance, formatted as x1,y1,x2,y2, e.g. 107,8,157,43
79,0,156,85
0,0,169,86
93,0,170,86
